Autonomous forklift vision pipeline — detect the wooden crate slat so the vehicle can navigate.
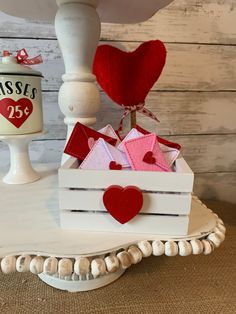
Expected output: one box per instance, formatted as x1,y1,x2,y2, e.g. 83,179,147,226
60,212,189,235
58,158,194,192
59,189,192,215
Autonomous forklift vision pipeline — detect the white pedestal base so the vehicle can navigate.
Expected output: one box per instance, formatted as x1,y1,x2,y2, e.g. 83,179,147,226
0,132,43,185
3,169,39,185
38,268,125,292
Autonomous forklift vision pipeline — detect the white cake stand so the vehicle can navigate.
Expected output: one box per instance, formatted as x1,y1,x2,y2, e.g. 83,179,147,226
0,163,226,292
0,132,44,184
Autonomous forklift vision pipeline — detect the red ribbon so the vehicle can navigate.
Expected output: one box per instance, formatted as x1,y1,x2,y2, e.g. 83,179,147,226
117,102,160,132
16,49,43,65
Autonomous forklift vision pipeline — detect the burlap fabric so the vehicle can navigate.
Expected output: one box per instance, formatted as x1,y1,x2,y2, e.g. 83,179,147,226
0,200,235,314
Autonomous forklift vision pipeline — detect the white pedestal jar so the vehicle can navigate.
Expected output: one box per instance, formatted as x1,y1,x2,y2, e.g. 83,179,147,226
0,54,43,135
0,53,44,184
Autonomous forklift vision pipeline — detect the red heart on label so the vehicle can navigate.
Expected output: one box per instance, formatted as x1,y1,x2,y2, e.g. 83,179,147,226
143,151,156,164
109,161,122,170
103,185,143,224
93,40,166,106
0,98,33,128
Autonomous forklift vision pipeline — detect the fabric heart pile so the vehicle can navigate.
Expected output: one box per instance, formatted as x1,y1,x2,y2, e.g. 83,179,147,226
65,39,182,173
64,122,181,172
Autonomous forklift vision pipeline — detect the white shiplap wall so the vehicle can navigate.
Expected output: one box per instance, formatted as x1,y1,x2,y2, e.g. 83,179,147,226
0,0,235,203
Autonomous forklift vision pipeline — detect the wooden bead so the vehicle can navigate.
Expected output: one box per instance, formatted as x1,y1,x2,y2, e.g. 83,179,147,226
91,258,106,278
128,246,142,264
217,218,224,226
87,273,93,280
215,231,225,243
178,241,192,256
190,240,204,255
71,273,79,281
16,255,31,272
202,239,214,255
207,233,222,248
137,241,152,257
104,255,120,273
117,251,132,269
74,257,90,276
1,256,16,274
58,258,73,278
165,241,178,256
216,223,226,234
152,240,165,256
30,256,44,274
43,257,58,275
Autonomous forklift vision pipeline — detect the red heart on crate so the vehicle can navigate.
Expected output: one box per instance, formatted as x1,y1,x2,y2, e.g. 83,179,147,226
0,98,33,128
103,185,143,224
143,151,156,164
93,40,166,106
109,161,122,170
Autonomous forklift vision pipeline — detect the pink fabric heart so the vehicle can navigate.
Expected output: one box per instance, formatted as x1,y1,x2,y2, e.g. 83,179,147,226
124,133,171,172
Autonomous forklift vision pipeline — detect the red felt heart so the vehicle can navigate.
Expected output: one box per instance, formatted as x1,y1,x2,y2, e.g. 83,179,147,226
93,40,166,106
143,151,156,164
109,161,122,170
103,185,143,224
0,98,33,128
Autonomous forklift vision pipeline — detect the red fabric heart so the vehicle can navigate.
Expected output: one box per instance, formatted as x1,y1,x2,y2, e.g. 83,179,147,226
109,161,122,170
0,98,33,128
93,40,166,106
143,151,156,164
103,185,143,224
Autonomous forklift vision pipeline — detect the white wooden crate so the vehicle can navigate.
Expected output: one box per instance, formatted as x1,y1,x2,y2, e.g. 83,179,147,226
58,157,194,235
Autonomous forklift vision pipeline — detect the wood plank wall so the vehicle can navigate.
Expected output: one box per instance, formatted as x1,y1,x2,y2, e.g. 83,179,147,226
0,0,235,203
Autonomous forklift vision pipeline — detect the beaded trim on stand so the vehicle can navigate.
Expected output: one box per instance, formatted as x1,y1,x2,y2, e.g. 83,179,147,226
0,200,226,281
